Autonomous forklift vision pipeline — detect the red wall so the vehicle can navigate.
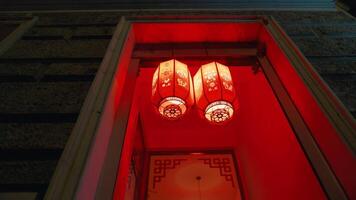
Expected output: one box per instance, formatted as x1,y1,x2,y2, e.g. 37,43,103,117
259,27,356,199
138,67,326,200
114,22,355,200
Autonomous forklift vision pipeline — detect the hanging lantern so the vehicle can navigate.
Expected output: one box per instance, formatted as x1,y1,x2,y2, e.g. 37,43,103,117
152,59,194,120
194,62,238,124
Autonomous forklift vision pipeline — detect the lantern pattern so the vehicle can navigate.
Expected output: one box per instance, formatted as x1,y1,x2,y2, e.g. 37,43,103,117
152,59,194,120
194,62,238,124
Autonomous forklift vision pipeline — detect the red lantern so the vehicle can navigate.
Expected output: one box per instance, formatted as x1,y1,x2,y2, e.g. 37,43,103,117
194,62,238,124
152,59,194,120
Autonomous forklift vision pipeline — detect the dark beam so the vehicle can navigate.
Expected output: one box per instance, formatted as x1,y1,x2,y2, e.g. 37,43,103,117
139,57,257,68
0,57,103,64
21,35,113,40
0,149,62,161
0,184,47,192
133,42,258,59
0,113,79,123
0,75,95,82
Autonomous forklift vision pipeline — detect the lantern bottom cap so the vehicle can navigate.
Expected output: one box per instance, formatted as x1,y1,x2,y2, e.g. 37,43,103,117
205,101,234,124
159,97,187,120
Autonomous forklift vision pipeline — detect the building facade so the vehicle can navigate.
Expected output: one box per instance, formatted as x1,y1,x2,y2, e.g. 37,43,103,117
0,1,355,200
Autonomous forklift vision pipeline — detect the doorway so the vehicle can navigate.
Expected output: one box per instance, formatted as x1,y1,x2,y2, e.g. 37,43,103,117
146,153,242,200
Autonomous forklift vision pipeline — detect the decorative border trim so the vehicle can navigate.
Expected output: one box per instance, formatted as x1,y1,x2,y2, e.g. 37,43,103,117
198,158,235,187
152,158,187,188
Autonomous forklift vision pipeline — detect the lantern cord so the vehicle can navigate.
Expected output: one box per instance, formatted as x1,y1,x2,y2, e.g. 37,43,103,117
171,48,175,59
204,45,208,57
196,176,202,200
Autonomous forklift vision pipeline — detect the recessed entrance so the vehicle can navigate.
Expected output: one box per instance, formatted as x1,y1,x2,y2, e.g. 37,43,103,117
73,17,353,200
111,21,329,200
117,62,325,200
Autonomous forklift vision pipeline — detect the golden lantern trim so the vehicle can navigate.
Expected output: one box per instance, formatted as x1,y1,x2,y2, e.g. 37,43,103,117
205,101,234,124
158,96,187,120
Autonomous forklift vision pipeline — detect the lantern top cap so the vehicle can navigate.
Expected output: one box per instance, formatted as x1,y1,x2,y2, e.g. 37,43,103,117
159,59,187,67
201,61,228,68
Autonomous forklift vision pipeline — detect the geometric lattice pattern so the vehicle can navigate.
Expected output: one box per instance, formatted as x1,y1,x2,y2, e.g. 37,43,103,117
198,157,235,187
152,158,187,188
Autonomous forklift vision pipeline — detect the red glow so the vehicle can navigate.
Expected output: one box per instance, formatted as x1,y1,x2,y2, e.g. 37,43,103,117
111,21,355,200
133,23,261,43
259,26,356,200
190,152,205,155
113,78,142,200
138,66,326,200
